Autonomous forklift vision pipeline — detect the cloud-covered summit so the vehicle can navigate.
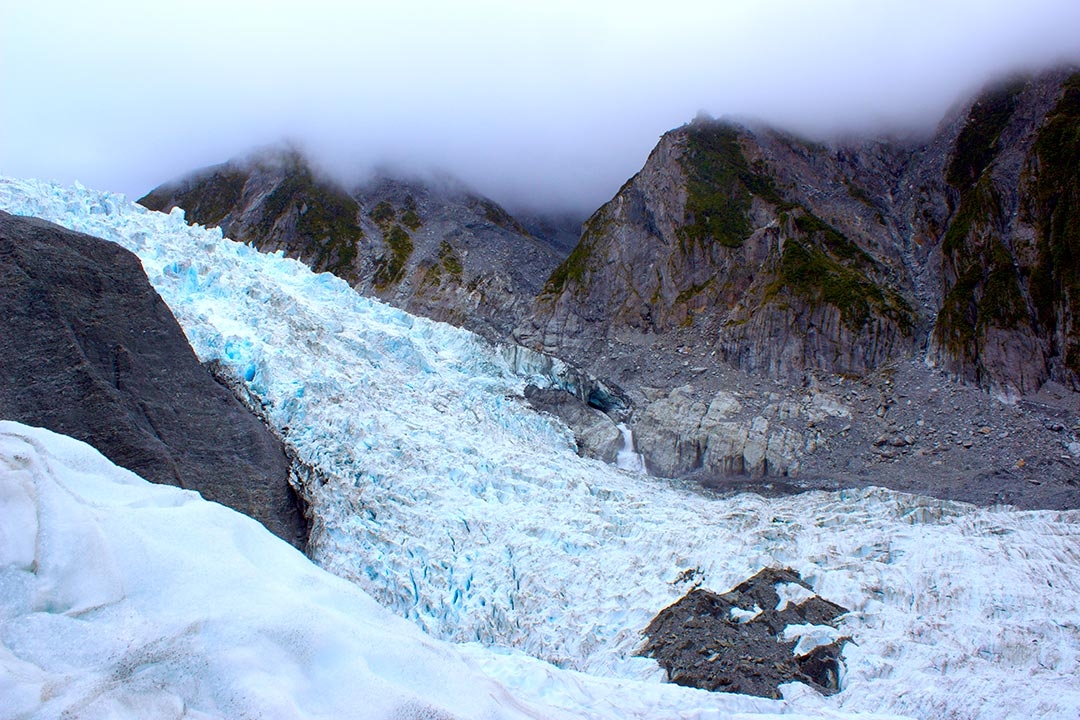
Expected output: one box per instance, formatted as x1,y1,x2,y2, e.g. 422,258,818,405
3,1,1080,212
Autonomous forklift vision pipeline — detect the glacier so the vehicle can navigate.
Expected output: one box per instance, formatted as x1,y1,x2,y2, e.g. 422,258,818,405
2,177,1080,719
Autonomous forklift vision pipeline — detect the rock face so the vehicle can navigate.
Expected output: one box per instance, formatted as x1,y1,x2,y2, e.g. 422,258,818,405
139,150,575,341
639,568,849,698
508,68,1080,487
134,68,1080,499
518,67,1080,400
523,385,623,462
0,211,308,548
927,71,1080,396
632,385,844,478
517,118,920,382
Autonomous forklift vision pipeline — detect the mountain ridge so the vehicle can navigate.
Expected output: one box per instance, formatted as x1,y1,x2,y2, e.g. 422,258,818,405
509,65,1080,492
519,66,1080,400
139,150,578,340
136,66,1080,495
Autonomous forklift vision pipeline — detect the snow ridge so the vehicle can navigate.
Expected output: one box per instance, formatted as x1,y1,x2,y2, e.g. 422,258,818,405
3,177,1080,719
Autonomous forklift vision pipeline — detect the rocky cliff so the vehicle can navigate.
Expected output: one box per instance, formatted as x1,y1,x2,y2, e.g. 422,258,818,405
0,211,309,548
928,71,1080,396
515,118,921,383
513,67,1080,493
518,67,1080,401
133,69,1080,500
139,150,574,340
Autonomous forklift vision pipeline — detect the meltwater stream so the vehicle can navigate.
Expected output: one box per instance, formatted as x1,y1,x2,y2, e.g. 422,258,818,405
616,423,647,473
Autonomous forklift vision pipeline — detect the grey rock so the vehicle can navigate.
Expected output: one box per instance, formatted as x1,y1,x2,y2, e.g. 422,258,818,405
519,67,1080,399
523,385,622,462
639,567,849,698
633,387,811,478
0,212,308,548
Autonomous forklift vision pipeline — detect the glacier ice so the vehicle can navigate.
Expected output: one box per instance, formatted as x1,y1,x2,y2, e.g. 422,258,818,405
3,177,1080,719
1,420,900,719
0,421,543,720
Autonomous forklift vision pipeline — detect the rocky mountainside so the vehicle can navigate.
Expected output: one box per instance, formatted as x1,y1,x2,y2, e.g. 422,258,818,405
512,67,1080,500
0,211,308,547
139,150,575,340
519,68,1080,398
133,68,1080,506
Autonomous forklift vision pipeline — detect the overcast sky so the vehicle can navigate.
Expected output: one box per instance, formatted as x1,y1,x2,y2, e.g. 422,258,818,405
3,1,1079,213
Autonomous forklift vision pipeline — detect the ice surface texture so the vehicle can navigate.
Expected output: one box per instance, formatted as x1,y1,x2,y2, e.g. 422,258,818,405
0,422,539,719
3,177,1080,719
0,421,891,719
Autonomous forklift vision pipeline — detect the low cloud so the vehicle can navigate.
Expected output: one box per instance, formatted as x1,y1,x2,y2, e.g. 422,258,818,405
3,0,1079,214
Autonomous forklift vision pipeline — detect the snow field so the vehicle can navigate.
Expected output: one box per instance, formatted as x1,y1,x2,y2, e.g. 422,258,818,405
0,422,544,719
3,177,1079,719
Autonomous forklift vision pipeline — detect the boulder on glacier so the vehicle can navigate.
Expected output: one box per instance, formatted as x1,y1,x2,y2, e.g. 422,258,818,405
639,567,849,699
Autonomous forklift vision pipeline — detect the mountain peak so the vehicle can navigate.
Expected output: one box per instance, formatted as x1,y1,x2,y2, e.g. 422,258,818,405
139,149,572,341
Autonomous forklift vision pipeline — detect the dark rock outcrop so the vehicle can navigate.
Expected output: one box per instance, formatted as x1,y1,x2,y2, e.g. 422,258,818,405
139,150,576,342
639,568,849,699
523,385,622,462
0,211,308,548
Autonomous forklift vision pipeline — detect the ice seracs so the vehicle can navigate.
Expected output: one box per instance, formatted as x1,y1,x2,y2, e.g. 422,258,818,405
0,422,541,720
0,422,897,719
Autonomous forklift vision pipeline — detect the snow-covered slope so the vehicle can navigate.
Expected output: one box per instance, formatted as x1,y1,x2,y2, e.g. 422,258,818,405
3,177,1080,719
0,421,543,720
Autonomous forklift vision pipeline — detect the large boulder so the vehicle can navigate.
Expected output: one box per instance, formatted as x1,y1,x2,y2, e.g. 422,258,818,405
639,568,849,698
631,386,839,479
0,211,308,548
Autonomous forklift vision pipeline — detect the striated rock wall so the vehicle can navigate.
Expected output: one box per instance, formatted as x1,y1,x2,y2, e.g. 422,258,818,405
631,384,851,479
520,67,1080,402
517,119,920,384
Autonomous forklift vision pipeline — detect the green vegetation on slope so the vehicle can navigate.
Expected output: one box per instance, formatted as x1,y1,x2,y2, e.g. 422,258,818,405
373,224,414,289
680,123,783,249
256,169,364,282
934,78,1033,362
369,201,395,226
946,80,1025,194
438,240,463,277
541,212,607,296
1031,72,1080,373
472,198,530,236
401,208,423,230
138,168,249,231
936,240,1028,361
941,177,1002,256
419,241,464,289
768,210,914,332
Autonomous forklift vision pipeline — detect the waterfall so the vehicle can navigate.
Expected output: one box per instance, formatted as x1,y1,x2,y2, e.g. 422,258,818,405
616,423,647,473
